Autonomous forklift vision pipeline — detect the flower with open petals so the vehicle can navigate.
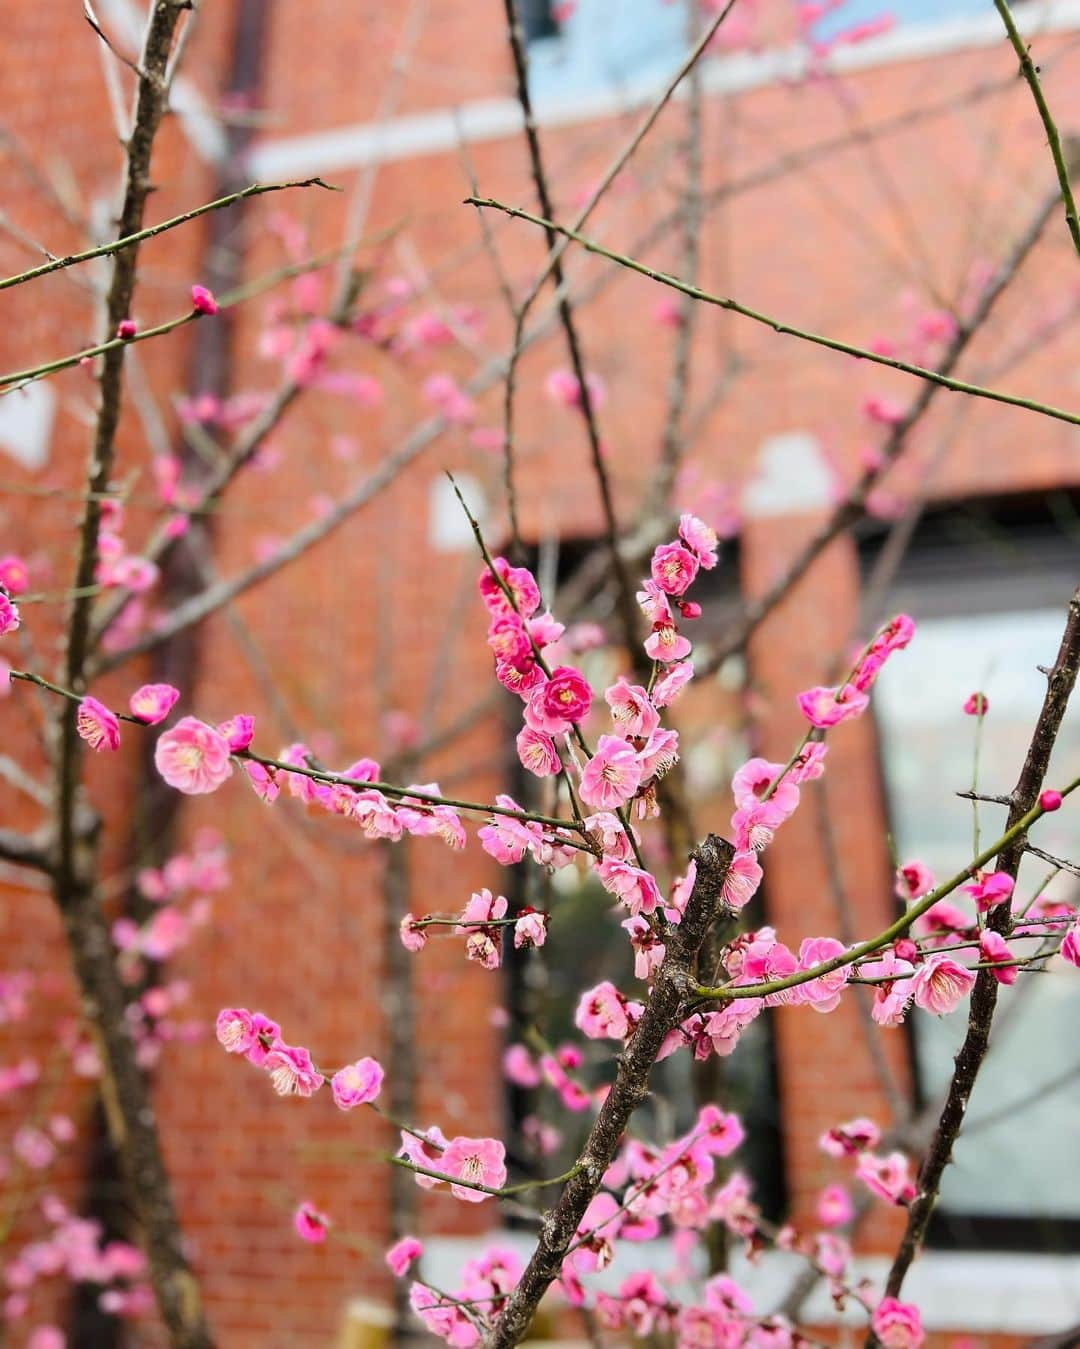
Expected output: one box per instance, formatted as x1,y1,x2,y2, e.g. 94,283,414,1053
331,1057,383,1109
264,1041,322,1097
579,735,643,810
440,1135,506,1203
650,543,699,596
911,955,976,1015
77,697,120,752
797,683,869,728
155,717,233,794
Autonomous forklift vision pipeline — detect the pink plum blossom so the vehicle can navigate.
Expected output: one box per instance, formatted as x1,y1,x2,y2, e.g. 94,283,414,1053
155,718,233,794
895,860,934,900
128,683,179,725
963,691,989,716
579,735,643,810
721,851,763,910
478,557,541,619
0,556,29,594
293,1202,329,1244
515,726,560,777
398,1125,449,1189
678,513,719,568
525,665,592,734
963,870,1014,911
330,1057,384,1109
871,1297,925,1349
979,930,1017,985
789,741,828,783
794,937,849,1012
440,1135,506,1202
513,910,548,949
217,714,255,751
597,858,661,917
912,955,976,1015
0,592,19,637
797,683,869,728
819,1117,880,1157
576,981,632,1040
652,660,694,707
215,1008,258,1055
385,1236,422,1277
263,1042,323,1097
644,621,691,663
1040,788,1063,812
650,543,699,596
1061,922,1080,968
76,697,120,752
605,679,659,737
856,1150,915,1204
732,757,800,816
816,1184,854,1227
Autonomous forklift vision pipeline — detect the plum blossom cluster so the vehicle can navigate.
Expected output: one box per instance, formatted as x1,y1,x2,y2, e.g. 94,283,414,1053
214,1007,383,1112
3,1195,152,1336
400,891,548,969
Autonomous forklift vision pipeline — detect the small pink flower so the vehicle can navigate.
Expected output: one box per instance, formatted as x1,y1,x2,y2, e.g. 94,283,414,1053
545,367,605,410
797,683,869,728
398,1125,449,1189
293,1202,329,1244
516,726,561,777
732,757,800,817
1060,922,1080,967
979,930,1017,985
478,557,541,619
819,1117,880,1157
678,513,719,568
128,683,179,725
264,1041,323,1097
789,741,828,783
385,1236,423,1277
0,556,29,595
1040,789,1063,812
525,665,593,735
650,543,699,596
576,981,631,1040
155,717,233,794
856,1150,915,1205
795,936,849,1012
217,714,255,751
330,1057,384,1109
76,697,120,752
116,318,137,339
597,857,662,917
644,621,691,663
191,284,218,316
216,1007,257,1054
605,679,659,738
513,910,548,949
963,870,1014,912
895,860,934,900
0,596,20,638
963,691,989,716
722,851,763,910
651,660,694,707
440,1135,507,1202
579,734,643,810
871,1296,924,1349
244,760,279,802
912,955,976,1015
816,1184,854,1227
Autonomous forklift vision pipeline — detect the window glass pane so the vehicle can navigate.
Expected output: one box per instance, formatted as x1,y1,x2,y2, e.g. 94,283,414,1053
525,0,692,101
874,609,1080,1219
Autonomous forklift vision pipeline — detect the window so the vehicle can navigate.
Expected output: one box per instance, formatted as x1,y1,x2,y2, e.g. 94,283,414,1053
868,494,1080,1249
520,0,694,103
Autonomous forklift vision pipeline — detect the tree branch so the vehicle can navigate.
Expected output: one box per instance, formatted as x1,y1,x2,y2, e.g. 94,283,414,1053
484,835,735,1347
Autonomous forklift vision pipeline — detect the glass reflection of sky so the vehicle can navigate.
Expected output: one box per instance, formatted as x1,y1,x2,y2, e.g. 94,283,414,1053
876,610,1080,1218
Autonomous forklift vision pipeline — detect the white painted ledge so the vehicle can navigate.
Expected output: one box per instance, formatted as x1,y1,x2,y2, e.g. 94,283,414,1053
248,1,1080,179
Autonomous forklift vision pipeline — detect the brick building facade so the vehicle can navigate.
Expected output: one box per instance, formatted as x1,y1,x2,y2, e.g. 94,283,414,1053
2,1,1079,1344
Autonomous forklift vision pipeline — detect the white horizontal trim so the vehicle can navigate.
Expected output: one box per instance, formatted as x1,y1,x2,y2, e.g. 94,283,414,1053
248,1,1080,180
421,1234,1080,1334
